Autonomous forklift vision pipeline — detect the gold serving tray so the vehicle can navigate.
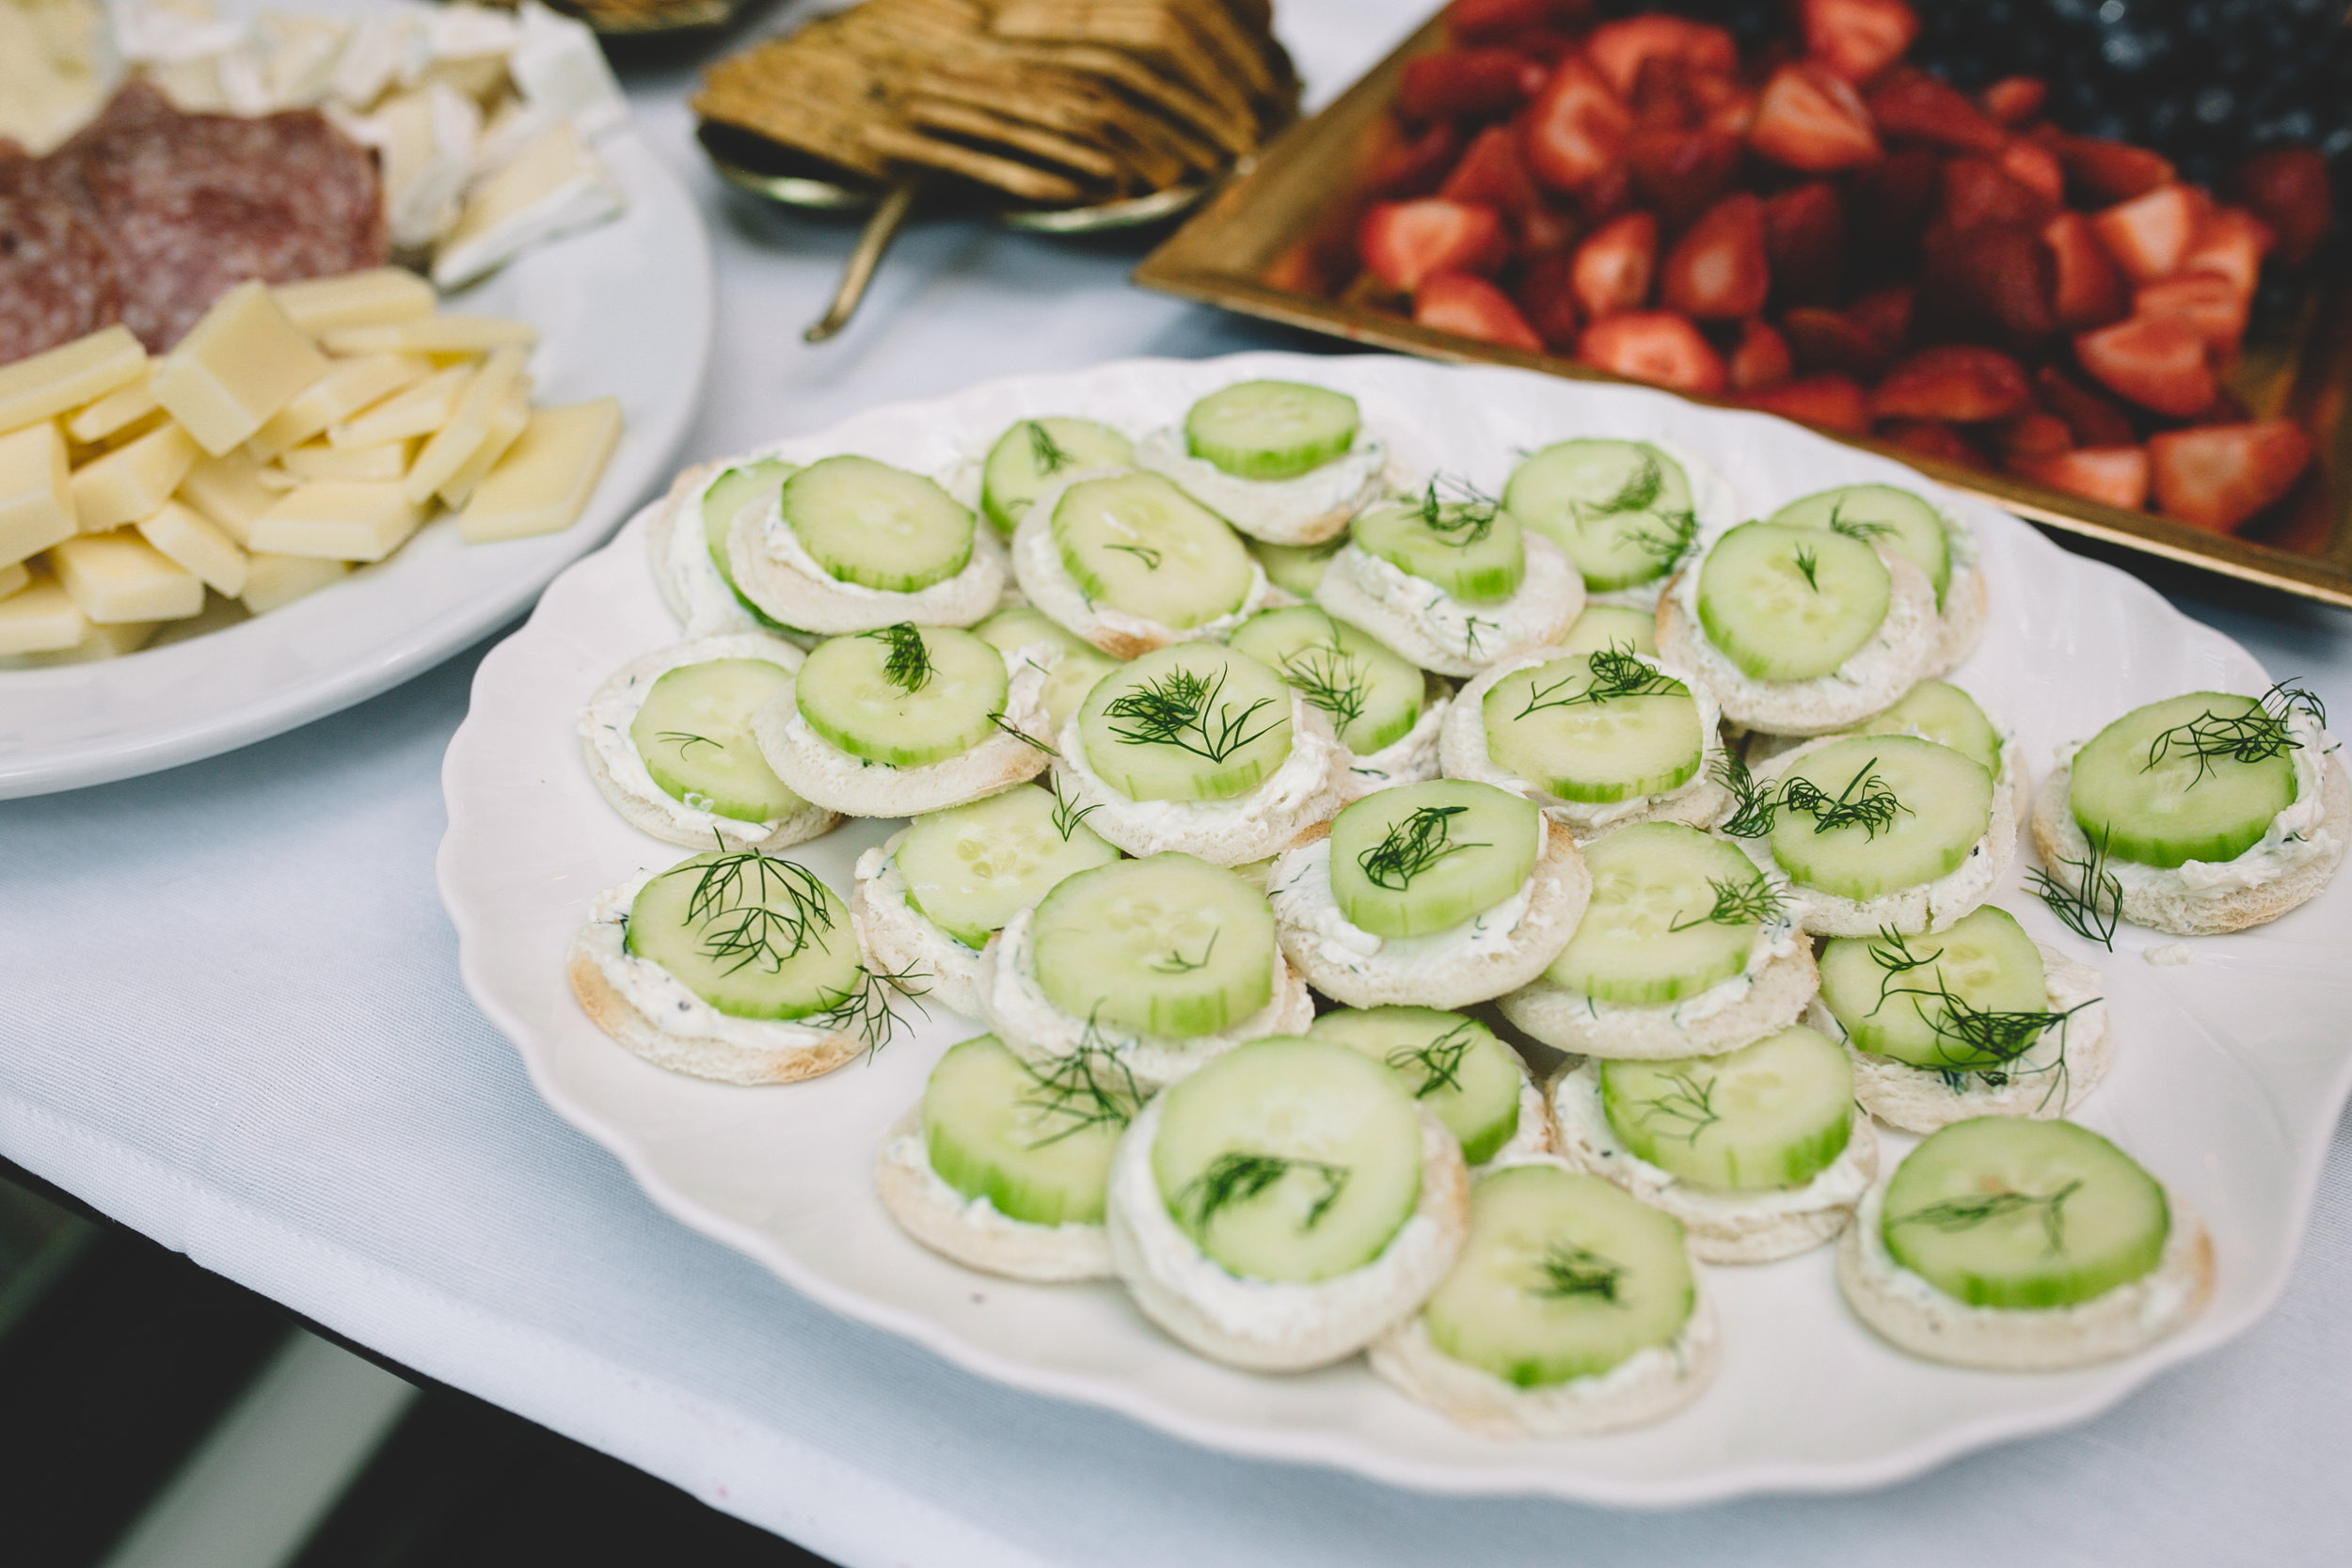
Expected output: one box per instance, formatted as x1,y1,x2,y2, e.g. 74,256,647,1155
1134,9,2352,609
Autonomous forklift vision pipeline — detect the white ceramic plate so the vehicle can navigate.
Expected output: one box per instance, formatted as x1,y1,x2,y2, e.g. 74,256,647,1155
437,353,2352,1505
0,105,711,797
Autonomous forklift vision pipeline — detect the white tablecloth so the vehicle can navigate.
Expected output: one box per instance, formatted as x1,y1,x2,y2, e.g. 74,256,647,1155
8,4,2352,1561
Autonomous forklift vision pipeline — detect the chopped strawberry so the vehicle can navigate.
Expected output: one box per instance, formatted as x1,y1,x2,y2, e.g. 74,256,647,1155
1517,251,1583,350
1980,76,2046,127
2009,446,2151,510
1849,147,1942,261
2230,147,2331,266
1941,155,2057,233
1630,54,1698,130
1749,64,1880,172
1585,15,1737,100
2042,211,2128,330
1416,271,1546,352
1627,128,1744,230
1740,373,1871,433
2074,313,2216,418
2179,207,2273,297
1728,317,1794,389
1999,139,2065,205
1700,86,1759,138
1781,306,1888,378
1876,417,1989,467
1867,70,2006,153
2056,136,2176,204
1988,410,2073,459
1368,119,1463,198
1572,161,1638,226
1521,201,1581,255
1849,286,1916,358
1522,54,1632,192
1763,181,1844,306
1359,198,1506,293
1801,0,1918,83
1399,49,1534,122
1579,309,1727,394
1661,192,1770,320
1449,0,1557,46
1568,211,1658,319
2148,420,2315,532
1869,343,2032,422
1441,125,1543,224
2036,364,2137,447
2090,184,2208,284
2136,274,2249,356
1916,220,2054,344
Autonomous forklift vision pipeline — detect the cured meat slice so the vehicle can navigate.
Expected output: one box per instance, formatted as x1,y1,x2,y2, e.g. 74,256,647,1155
0,151,121,365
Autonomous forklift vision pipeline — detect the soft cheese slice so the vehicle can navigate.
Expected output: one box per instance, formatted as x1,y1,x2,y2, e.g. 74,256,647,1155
327,363,470,450
280,439,413,483
431,121,624,289
436,380,532,508
247,353,433,461
0,326,146,436
324,316,536,356
0,566,86,654
272,269,437,340
137,499,249,597
456,397,620,544
69,421,200,531
66,371,160,445
247,482,427,562
511,1,628,139
51,530,207,623
0,420,75,566
241,551,350,614
405,345,526,500
152,282,331,455
364,84,482,250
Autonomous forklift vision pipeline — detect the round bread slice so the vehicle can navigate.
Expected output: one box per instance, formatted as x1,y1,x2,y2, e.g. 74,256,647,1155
850,840,985,1020
644,459,723,626
565,916,861,1086
1313,534,1584,679
2028,752,2350,937
874,1106,1114,1282
749,659,1053,818
1106,1094,1469,1372
1336,683,1452,800
728,504,1006,636
1497,931,1820,1059
1925,556,1988,678
1836,1177,2213,1370
1132,426,1389,546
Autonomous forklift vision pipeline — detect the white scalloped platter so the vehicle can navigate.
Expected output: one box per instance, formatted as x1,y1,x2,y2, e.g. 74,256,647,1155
437,352,2351,1506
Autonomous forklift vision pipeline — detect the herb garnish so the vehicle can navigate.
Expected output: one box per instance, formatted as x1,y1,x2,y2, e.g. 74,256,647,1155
1104,542,1163,570
1512,647,1680,718
1792,545,1822,591
1572,452,1697,567
990,711,1057,755
1712,752,1779,838
1177,1152,1350,1233
2028,826,2122,950
1047,777,1100,840
1018,1016,1140,1148
1626,1069,1723,1146
1385,1020,1479,1098
1629,508,1699,566
1825,501,1894,544
1582,453,1662,519
1895,1180,2083,1255
1147,929,1217,974
1780,755,1908,838
808,961,930,1058
1462,614,1498,656
2143,680,2328,785
1862,927,2090,1104
1358,804,1487,891
865,623,931,694
671,847,839,975
1026,420,1073,474
655,731,722,757
1666,873,1783,931
1280,639,1370,737
1102,663,1281,762
1530,1240,1626,1303
1414,476,1501,546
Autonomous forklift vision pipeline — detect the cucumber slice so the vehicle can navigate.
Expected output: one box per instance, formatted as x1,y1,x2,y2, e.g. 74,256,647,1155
1599,1026,1855,1192
1076,643,1295,802
1503,439,1697,593
1351,494,1527,604
628,657,806,822
780,455,975,593
1183,381,1361,482
1327,780,1542,939
626,850,863,1020
895,783,1121,948
1422,1164,1695,1386
700,458,796,591
1768,483,1952,610
1250,535,1346,598
1767,735,1994,900
1695,522,1891,683
972,606,1122,736
794,625,1009,767
1481,652,1704,804
1151,1035,1422,1283
1050,471,1256,629
923,1033,1134,1226
1228,605,1425,753
1557,604,1659,657
1840,680,2002,776
1030,853,1275,1037
981,418,1134,534
2068,692,2297,868
1544,822,1768,1005
1883,1117,2169,1308
1310,1006,1525,1166
1819,905,2050,1069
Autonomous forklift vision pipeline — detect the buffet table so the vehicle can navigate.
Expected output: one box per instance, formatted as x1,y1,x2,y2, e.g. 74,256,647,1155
6,3,2351,1561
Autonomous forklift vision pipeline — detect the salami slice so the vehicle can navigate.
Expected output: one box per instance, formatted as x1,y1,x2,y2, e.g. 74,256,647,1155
0,152,121,365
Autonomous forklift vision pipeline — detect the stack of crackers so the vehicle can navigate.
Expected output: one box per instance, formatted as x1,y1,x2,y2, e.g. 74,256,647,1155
692,0,1298,207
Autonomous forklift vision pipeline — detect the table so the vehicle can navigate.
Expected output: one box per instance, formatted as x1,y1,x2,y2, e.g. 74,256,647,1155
8,4,2352,1561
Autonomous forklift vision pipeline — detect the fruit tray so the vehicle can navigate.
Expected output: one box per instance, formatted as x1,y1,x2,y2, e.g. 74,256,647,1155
1133,6,2352,610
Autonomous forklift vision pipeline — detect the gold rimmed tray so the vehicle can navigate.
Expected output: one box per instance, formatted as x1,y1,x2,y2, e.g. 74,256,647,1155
1133,9,2352,610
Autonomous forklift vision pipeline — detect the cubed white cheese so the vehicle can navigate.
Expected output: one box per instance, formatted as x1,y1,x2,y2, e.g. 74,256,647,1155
432,121,624,289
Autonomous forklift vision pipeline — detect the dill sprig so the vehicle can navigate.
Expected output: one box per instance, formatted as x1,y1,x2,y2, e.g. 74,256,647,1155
1105,542,1163,570
1626,1069,1723,1146
1385,1020,1478,1098
1357,804,1487,891
1512,647,1679,718
1102,663,1281,762
1462,614,1497,656
1176,1152,1350,1233
1026,420,1073,474
655,731,721,757
1825,500,1895,544
1894,1180,2084,1255
1529,1240,1626,1303
1279,639,1370,737
1792,545,1822,591
1146,929,1216,974
1780,755,1908,839
1414,476,1501,546
807,961,930,1058
1629,508,1698,566
1046,777,1100,841
1711,752,1779,839
2028,826,2122,950
1666,873,1783,931
2143,681,2327,785
671,847,839,975
864,623,931,693
1018,1017,1140,1148
1581,452,1663,519
990,711,1057,755
1863,928,2090,1106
